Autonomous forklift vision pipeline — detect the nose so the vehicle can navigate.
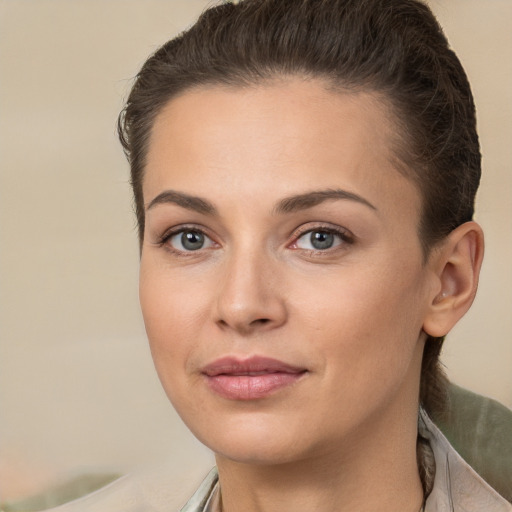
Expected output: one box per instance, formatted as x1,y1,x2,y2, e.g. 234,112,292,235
214,248,287,336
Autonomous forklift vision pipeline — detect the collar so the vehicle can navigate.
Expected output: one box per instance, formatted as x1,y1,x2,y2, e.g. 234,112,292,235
420,408,511,511
181,411,512,512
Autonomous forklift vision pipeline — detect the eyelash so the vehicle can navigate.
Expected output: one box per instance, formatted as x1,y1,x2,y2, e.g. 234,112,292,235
155,223,354,256
290,224,354,254
156,225,217,256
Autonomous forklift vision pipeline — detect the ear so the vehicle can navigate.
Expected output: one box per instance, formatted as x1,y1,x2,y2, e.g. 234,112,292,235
423,221,484,338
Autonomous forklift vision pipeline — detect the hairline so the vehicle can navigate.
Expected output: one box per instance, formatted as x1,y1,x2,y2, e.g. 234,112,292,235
135,72,433,259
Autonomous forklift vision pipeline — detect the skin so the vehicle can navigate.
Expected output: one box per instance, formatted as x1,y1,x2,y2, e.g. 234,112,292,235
139,79,483,512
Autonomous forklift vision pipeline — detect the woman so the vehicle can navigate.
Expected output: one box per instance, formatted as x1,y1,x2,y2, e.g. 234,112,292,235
50,0,511,510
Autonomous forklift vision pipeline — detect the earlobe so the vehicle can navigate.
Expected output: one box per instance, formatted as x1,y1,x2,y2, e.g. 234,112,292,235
423,221,484,338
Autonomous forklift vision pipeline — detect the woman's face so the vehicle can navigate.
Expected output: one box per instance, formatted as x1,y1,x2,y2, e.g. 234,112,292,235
140,79,438,464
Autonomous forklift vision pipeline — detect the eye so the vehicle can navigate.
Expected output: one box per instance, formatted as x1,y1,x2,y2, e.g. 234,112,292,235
294,228,349,251
168,229,215,252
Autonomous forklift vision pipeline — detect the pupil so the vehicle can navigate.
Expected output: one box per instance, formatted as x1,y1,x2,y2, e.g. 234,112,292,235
182,231,204,250
311,231,334,250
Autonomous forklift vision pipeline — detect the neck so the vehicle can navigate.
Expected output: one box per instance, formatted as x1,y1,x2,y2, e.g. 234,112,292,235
215,401,424,512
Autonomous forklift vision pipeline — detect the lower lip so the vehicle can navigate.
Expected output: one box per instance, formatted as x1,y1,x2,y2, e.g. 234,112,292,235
205,372,305,400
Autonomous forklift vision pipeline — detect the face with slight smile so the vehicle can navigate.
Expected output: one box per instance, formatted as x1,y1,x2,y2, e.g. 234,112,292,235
140,79,437,465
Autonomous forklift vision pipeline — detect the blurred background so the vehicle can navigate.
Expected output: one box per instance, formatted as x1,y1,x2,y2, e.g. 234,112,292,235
1,0,511,505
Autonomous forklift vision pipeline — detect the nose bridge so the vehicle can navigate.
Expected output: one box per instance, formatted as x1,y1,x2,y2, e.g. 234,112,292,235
215,240,286,334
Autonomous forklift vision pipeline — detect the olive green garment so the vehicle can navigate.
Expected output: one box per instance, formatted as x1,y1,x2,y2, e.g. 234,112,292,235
432,383,512,503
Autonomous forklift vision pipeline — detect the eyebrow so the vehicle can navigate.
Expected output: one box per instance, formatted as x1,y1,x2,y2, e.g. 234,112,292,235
146,190,217,215
273,189,377,214
145,188,376,216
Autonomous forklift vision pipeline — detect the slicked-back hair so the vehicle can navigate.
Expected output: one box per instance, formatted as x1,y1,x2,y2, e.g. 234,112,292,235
119,0,481,495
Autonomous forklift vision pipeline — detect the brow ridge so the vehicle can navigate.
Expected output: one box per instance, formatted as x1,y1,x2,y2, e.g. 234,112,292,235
146,190,216,215
274,189,377,214
146,188,376,216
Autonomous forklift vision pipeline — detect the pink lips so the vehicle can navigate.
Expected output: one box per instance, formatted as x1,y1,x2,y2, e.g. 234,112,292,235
201,356,307,400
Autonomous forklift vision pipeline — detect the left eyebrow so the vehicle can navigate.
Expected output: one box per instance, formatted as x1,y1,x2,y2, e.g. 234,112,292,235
273,189,377,214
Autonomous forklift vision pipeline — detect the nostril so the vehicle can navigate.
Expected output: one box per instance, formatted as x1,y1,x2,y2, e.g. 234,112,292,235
251,318,271,326
215,317,272,333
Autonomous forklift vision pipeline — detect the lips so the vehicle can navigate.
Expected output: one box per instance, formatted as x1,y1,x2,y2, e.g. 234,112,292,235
201,356,307,400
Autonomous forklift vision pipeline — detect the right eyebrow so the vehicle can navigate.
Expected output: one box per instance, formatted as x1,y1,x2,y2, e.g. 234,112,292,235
145,190,217,215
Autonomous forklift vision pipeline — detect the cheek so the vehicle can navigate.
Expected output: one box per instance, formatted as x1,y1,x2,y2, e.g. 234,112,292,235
294,258,427,370
139,269,204,420
140,252,210,327
299,259,424,326
139,262,201,373
296,267,426,429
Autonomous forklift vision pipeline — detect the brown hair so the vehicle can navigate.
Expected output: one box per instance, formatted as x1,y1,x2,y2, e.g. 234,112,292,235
118,0,481,494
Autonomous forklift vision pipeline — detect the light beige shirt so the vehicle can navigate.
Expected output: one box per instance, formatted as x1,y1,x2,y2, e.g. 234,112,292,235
179,410,512,512
44,408,511,512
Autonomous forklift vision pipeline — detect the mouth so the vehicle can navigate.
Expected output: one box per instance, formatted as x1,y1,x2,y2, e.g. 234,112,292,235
201,356,308,400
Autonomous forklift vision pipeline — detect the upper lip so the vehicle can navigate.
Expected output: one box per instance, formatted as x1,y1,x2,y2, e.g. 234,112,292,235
201,356,307,377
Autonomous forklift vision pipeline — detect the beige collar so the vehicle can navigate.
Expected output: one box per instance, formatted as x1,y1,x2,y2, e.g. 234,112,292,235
181,411,512,512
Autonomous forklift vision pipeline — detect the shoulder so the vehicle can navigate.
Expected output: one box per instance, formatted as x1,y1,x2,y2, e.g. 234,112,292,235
422,384,512,511
437,384,512,503
44,463,213,512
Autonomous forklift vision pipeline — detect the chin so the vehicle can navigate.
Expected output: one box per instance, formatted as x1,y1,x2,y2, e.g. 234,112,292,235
182,410,324,466
212,437,309,466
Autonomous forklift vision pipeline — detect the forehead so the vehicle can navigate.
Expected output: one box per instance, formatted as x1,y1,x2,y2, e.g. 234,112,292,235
149,79,398,164
144,79,420,222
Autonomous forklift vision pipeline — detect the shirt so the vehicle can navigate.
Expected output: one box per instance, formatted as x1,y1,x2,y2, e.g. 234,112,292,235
40,386,512,512
179,409,511,512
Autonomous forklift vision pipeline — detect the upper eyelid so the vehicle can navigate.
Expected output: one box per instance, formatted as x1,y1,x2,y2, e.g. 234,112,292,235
291,222,353,239
159,224,214,242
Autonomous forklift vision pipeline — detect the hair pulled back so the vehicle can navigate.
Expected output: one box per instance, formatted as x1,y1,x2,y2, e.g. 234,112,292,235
118,0,481,493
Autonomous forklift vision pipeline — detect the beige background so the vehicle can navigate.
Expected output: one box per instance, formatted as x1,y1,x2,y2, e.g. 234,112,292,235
1,0,511,500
